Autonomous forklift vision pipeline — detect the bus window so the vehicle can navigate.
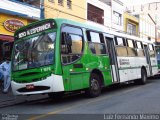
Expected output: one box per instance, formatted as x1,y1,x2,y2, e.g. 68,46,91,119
149,44,155,57
128,39,134,48
115,37,128,57
12,32,56,71
116,37,124,46
126,39,137,57
116,46,128,57
61,26,83,64
137,41,143,49
136,41,145,57
87,31,106,55
62,26,82,35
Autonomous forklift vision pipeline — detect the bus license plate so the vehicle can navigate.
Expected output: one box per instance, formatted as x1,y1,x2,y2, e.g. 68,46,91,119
26,84,34,89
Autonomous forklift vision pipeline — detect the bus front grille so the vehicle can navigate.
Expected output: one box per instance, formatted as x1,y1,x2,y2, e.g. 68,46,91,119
17,86,50,92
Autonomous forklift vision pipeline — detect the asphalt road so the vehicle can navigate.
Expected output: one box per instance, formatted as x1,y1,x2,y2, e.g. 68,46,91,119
1,77,160,120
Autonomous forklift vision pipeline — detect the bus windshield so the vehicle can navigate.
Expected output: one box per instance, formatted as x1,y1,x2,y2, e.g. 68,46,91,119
12,32,56,71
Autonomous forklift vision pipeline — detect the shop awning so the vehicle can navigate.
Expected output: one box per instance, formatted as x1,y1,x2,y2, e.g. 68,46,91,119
0,35,14,42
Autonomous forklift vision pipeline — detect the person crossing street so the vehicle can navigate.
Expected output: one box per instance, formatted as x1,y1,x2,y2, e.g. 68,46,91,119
0,58,11,93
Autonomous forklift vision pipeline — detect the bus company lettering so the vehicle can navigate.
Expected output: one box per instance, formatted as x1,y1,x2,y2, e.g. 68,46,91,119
119,59,130,65
18,23,51,38
27,23,51,35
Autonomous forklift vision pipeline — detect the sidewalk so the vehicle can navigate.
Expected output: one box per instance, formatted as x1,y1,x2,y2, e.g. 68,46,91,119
0,87,48,107
0,87,16,102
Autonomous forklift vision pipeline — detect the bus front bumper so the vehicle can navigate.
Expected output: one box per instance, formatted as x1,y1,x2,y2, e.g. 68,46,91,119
11,74,64,95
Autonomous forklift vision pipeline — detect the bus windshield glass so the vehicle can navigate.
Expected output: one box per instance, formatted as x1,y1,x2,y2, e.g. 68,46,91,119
12,32,56,71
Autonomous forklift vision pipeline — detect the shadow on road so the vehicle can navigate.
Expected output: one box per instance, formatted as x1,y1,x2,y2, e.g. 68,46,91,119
22,77,160,107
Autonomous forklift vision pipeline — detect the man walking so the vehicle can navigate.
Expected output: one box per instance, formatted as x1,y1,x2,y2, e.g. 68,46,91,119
0,58,11,93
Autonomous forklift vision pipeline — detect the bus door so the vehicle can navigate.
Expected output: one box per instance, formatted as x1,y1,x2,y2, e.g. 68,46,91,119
105,37,120,83
155,46,160,69
61,30,84,91
144,45,152,75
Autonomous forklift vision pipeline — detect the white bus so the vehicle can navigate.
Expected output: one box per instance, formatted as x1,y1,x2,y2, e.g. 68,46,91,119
105,30,158,84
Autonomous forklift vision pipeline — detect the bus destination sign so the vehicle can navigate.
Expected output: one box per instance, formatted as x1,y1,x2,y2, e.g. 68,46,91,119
17,22,54,39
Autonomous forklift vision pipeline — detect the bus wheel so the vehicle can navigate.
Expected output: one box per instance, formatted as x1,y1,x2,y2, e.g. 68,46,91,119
86,73,101,97
140,68,147,84
135,68,147,85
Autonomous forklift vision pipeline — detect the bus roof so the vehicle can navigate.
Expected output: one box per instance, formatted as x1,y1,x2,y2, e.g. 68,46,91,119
15,18,154,44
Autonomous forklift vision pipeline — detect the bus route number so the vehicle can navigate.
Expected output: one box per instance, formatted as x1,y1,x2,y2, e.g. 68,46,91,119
41,67,51,72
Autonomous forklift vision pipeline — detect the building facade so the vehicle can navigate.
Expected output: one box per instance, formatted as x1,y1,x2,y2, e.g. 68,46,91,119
139,13,156,42
0,0,40,62
20,0,125,32
44,0,86,23
86,0,111,30
125,2,159,43
123,12,139,36
86,0,124,31
111,0,124,32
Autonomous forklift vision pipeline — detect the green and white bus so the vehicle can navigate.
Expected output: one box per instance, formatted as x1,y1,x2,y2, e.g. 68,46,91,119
11,19,158,97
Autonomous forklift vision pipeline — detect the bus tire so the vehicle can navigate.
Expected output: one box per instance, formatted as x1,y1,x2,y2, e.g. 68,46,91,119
140,68,147,84
86,73,101,98
135,68,147,85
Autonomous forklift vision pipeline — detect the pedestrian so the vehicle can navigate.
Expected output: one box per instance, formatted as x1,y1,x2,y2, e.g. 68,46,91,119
0,71,3,80
0,58,11,93
0,71,3,90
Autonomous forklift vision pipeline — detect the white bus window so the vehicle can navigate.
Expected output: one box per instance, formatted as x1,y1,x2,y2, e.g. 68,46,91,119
127,39,134,48
137,49,145,57
136,42,144,57
149,44,155,57
116,37,124,46
90,32,101,43
127,47,137,57
116,47,128,57
126,39,137,57
137,42,142,49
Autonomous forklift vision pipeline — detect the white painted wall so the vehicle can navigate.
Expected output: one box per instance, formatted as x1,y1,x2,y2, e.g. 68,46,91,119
86,0,112,30
0,0,40,19
86,0,125,32
111,0,124,32
125,3,158,42
139,14,156,42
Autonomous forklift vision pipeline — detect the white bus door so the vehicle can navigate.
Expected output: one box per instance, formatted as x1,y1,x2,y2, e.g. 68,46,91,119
144,45,152,75
105,37,120,83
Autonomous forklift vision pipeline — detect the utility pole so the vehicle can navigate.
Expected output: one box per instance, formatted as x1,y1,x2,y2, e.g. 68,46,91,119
148,14,156,42
40,0,44,19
